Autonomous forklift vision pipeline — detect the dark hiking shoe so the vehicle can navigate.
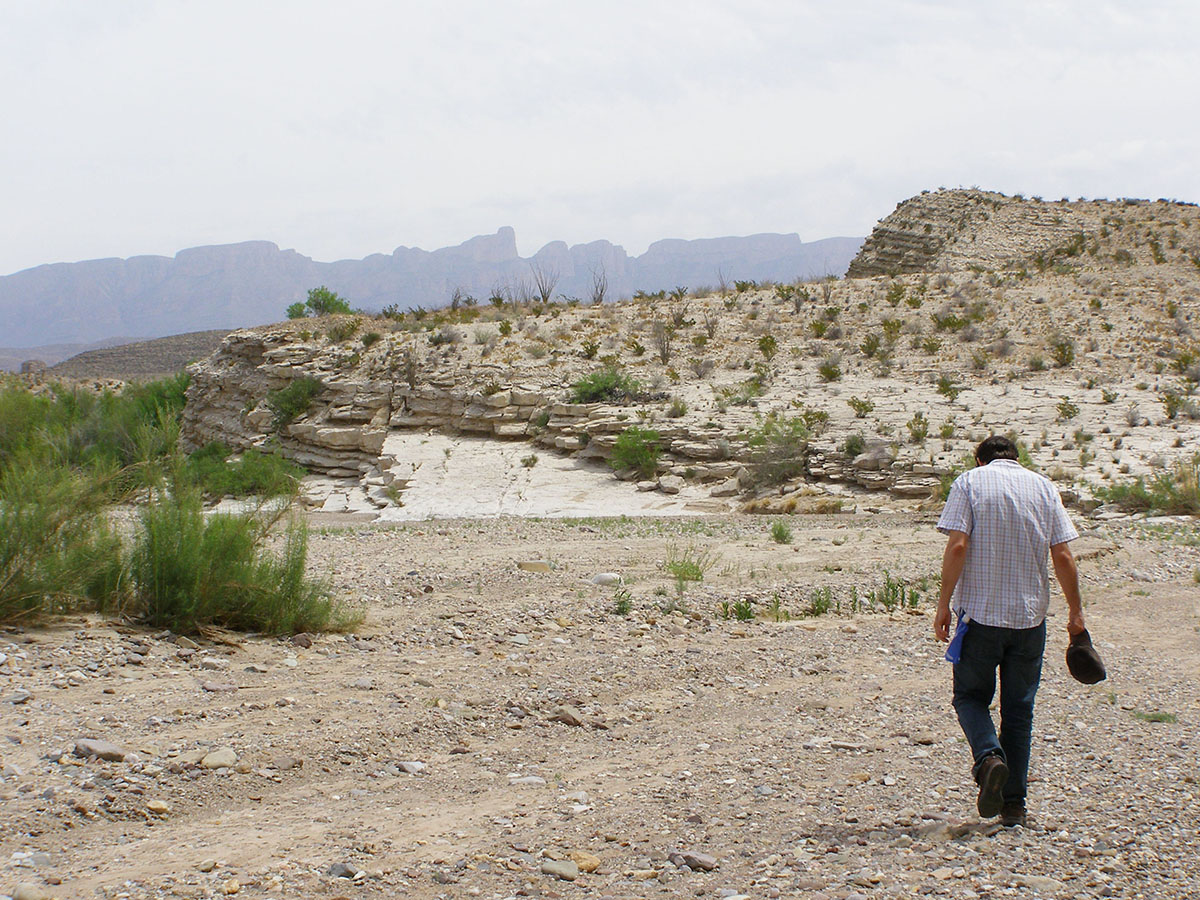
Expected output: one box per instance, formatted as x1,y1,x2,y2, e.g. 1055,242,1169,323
975,755,1009,818
1000,802,1027,828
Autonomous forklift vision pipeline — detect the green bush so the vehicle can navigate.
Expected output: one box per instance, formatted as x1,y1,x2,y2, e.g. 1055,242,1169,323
817,356,842,382
296,285,352,318
266,377,323,429
0,453,124,623
130,475,350,634
842,433,866,458
847,397,874,418
770,520,793,544
187,443,304,499
746,414,809,485
758,334,778,360
609,426,661,477
1095,454,1199,515
570,366,641,404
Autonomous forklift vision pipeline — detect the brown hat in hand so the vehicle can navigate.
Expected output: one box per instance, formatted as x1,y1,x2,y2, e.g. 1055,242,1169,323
1066,628,1107,684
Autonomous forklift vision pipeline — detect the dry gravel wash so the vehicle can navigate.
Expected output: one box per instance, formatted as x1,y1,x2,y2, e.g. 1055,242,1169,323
1,513,1198,900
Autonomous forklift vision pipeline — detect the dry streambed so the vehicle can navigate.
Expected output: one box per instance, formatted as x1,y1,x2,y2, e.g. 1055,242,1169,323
1,514,1198,900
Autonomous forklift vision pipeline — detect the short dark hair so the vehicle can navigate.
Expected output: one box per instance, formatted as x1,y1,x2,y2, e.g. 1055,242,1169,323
975,435,1019,465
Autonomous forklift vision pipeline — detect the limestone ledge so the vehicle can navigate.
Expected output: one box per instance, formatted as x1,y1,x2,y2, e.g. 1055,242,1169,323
182,331,962,500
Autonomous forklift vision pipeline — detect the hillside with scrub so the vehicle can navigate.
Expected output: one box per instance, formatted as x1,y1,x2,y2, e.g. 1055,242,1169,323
177,188,1200,517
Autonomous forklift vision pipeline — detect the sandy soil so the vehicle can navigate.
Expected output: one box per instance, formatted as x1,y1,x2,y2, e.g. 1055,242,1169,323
2,510,1198,900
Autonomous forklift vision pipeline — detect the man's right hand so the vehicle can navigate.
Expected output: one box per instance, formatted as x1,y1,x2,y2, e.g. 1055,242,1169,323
1067,610,1086,636
934,603,952,642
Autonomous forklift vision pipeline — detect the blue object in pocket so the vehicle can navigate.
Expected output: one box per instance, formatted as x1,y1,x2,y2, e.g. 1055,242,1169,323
945,611,969,663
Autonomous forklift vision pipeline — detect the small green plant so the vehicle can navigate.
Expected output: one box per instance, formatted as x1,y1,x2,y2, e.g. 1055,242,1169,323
361,331,382,348
581,339,600,360
860,332,882,358
609,426,661,478
521,453,539,468
936,374,961,402
326,318,360,343
907,411,929,444
1131,710,1177,724
731,597,755,621
611,589,633,616
847,397,875,418
922,336,943,355
817,355,842,382
770,520,793,544
1029,354,1046,371
806,587,832,617
666,397,688,418
842,433,866,458
1101,388,1119,404
1049,334,1076,368
265,376,323,429
1057,398,1080,421
758,333,779,360
498,319,513,336
765,592,789,622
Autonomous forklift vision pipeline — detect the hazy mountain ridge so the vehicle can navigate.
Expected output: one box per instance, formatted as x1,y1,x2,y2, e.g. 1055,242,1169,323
0,229,863,349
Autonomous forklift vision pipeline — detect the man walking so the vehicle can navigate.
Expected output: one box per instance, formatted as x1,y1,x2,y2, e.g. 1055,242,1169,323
934,435,1085,827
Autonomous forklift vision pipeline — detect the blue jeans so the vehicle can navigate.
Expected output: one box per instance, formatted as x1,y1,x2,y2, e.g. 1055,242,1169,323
952,619,1046,805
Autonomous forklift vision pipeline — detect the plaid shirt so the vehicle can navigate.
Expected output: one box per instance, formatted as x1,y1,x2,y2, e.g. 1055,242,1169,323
937,459,1078,628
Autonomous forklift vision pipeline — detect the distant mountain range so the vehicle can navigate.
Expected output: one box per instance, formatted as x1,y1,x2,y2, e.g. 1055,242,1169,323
0,228,863,352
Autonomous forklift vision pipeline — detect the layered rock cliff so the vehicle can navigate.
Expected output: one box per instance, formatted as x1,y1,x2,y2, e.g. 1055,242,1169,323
848,188,1200,276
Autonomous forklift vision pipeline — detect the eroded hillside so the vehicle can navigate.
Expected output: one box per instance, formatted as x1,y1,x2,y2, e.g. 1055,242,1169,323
181,189,1200,515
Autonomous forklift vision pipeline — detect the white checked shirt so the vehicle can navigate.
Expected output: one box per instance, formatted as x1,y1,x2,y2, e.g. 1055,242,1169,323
937,459,1078,628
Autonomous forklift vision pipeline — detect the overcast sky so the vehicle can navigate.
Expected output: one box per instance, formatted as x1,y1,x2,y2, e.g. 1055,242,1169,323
3,1,1198,276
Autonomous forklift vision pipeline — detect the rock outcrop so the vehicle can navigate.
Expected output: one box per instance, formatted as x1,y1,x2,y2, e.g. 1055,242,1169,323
848,188,1200,276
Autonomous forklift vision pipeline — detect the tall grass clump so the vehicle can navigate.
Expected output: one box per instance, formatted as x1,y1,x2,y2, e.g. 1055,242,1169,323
130,470,350,634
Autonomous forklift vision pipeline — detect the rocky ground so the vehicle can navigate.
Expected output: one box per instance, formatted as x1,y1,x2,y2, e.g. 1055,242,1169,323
2,510,1198,900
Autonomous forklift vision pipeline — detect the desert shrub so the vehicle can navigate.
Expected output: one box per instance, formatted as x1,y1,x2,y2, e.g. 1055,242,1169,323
842,433,866,458
430,325,459,346
497,319,513,336
266,376,323,429
936,374,962,402
326,318,360,343
907,411,929,443
1049,333,1076,367
187,443,304,499
666,397,688,418
130,474,348,634
361,331,382,348
581,339,600,360
770,520,793,544
922,336,943,355
881,317,903,342
1057,398,1080,421
687,357,715,378
301,286,352,317
746,413,809,485
570,366,641,404
609,426,661,477
1096,454,1199,515
0,453,124,623
847,397,874,418
860,332,882,358
817,355,842,382
758,334,779,360
886,282,906,306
